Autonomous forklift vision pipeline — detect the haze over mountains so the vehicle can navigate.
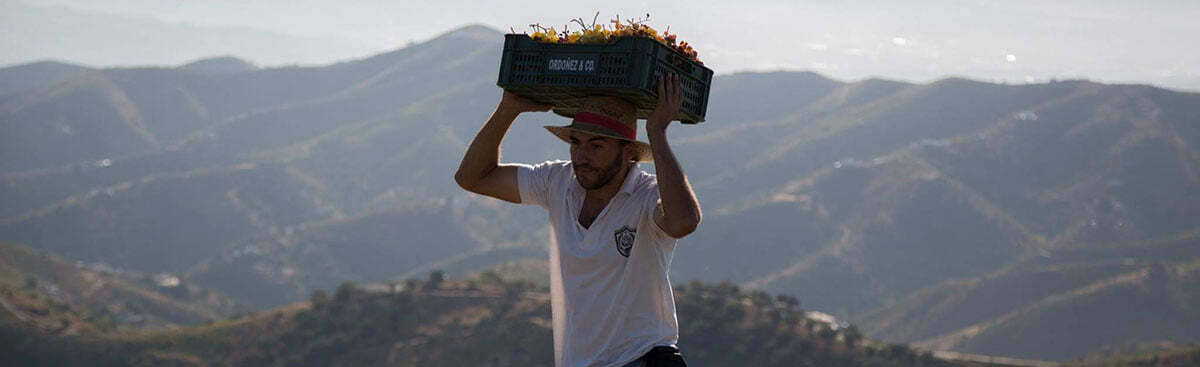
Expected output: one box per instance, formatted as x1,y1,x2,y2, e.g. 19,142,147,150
0,0,375,68
2,25,1199,361
8,0,1200,93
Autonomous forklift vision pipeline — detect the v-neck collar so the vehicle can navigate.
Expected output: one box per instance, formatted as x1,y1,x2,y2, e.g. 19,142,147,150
570,164,641,231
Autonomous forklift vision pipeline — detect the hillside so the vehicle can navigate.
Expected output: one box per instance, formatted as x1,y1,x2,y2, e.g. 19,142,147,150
177,57,259,76
0,242,246,334
3,275,955,367
0,25,540,309
860,233,1200,360
0,60,92,97
2,24,1199,360
667,77,1200,359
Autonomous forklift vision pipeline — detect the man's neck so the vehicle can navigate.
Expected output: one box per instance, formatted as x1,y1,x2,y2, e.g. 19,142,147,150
583,163,632,203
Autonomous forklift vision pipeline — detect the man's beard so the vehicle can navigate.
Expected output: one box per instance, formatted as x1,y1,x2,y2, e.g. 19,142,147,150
574,152,625,190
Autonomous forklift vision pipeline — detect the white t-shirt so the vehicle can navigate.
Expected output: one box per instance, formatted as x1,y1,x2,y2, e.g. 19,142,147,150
517,160,679,367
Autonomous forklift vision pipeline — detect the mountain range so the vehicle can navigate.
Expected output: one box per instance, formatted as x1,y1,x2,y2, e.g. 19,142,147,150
2,24,1198,361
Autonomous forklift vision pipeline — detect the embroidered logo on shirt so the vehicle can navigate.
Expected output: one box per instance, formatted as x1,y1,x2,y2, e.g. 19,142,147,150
614,226,636,257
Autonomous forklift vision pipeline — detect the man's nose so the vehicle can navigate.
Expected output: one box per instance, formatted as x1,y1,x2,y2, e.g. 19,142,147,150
572,150,589,164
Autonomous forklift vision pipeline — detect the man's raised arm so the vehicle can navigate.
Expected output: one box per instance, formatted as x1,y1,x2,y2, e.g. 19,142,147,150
454,91,552,203
646,74,703,238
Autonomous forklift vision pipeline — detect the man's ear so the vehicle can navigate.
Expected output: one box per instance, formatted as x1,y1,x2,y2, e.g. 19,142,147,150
622,142,637,162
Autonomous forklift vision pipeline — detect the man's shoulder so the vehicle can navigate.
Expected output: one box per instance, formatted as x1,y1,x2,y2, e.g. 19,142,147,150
534,160,573,176
531,159,571,170
523,160,574,185
628,167,660,196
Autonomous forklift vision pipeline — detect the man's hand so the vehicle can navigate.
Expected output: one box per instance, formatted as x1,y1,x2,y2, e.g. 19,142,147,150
498,91,554,115
646,73,683,133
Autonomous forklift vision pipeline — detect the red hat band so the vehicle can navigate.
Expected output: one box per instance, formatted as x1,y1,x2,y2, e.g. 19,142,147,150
573,112,636,140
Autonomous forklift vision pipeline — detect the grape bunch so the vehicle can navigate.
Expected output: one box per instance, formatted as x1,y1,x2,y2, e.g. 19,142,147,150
515,13,702,64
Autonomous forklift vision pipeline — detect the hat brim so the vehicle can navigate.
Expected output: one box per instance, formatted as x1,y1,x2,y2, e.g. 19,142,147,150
545,125,653,163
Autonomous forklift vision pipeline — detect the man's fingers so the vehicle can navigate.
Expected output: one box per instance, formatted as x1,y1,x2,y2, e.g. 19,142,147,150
668,74,676,98
531,98,554,111
673,74,680,103
678,75,683,101
650,73,686,123
657,75,666,102
669,74,682,108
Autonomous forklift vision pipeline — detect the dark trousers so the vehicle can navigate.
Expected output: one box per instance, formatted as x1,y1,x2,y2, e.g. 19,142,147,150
621,346,687,367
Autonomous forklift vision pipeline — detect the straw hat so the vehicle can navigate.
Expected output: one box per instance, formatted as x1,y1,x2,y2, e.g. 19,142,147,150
544,96,653,162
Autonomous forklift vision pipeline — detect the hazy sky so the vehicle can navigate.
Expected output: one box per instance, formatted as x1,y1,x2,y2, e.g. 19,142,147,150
5,0,1199,91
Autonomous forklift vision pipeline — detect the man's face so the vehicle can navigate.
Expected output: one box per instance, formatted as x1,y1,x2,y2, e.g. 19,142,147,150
568,132,631,190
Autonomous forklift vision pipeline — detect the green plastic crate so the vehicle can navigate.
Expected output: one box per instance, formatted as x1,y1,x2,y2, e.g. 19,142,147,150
497,34,713,124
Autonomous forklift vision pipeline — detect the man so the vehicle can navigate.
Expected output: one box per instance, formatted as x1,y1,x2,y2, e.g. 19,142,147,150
455,74,701,367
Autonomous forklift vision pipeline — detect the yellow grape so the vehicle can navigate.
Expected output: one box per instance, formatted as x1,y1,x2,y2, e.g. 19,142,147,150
515,14,702,63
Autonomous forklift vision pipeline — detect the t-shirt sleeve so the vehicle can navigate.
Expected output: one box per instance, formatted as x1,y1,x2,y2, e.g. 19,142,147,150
516,161,561,209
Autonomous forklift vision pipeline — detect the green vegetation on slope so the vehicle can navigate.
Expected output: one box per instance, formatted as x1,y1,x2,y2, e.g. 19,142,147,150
4,274,956,367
